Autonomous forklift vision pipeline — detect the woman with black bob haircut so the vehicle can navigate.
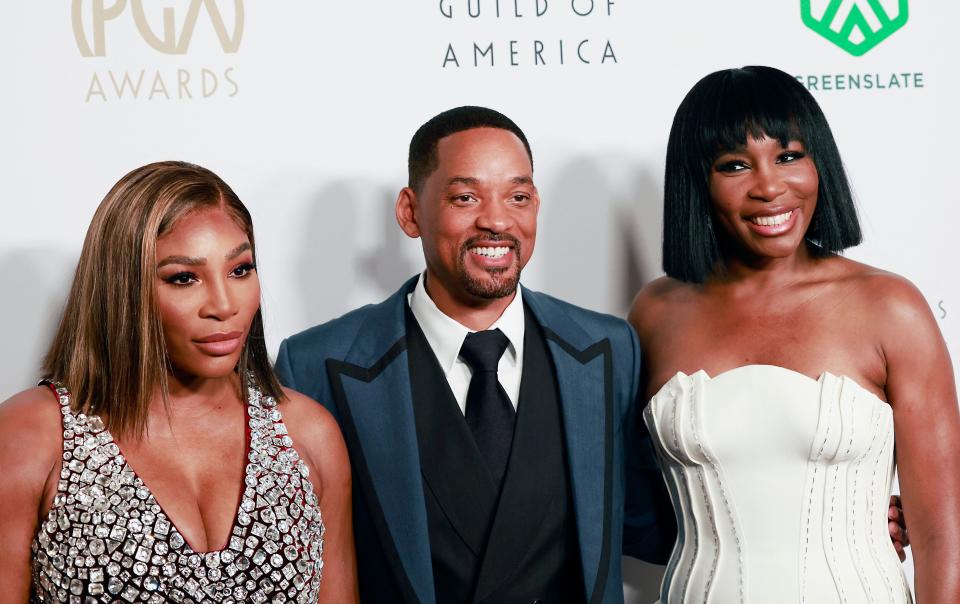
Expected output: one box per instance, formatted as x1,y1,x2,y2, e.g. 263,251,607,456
663,65,861,283
630,66,960,603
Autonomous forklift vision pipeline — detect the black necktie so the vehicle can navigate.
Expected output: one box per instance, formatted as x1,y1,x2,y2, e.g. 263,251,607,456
459,329,516,486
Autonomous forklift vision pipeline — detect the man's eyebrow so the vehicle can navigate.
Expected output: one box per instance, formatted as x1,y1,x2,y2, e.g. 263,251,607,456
157,255,204,268
226,242,251,260
445,176,533,186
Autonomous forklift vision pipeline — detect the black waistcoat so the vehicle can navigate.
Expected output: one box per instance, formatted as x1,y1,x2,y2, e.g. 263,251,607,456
406,304,586,604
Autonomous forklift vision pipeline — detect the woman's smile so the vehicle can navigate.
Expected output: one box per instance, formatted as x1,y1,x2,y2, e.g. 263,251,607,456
744,208,800,236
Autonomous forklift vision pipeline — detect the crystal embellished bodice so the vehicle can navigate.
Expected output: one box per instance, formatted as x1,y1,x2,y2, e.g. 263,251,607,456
643,365,912,604
31,381,324,603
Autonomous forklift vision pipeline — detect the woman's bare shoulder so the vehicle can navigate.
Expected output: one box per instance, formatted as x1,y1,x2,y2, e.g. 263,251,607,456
277,388,350,488
831,258,929,317
0,386,64,441
828,258,937,343
0,387,64,488
637,275,695,299
629,276,698,336
278,387,339,433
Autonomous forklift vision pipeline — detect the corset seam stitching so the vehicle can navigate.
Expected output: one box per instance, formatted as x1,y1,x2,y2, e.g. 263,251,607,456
800,374,838,601
850,394,883,603
825,379,855,603
689,377,747,603
869,419,898,602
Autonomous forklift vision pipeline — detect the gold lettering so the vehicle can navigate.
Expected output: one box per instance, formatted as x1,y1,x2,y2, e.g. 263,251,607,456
149,71,171,100
202,68,219,97
108,69,145,99
224,67,239,97
73,0,127,57
130,1,177,54
85,73,108,102
75,0,243,57
178,70,193,99
129,0,242,55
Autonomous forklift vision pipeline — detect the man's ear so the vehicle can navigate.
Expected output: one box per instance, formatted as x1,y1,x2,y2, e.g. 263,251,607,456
395,187,421,238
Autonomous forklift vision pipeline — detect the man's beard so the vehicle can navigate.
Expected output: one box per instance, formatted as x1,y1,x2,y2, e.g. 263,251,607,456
457,235,522,299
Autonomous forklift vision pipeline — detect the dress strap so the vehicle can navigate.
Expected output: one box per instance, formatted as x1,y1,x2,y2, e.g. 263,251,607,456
38,380,80,500
37,380,109,457
246,380,277,410
38,379,79,442
38,378,72,413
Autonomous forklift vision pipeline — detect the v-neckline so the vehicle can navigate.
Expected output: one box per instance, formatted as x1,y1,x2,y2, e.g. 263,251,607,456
108,394,254,555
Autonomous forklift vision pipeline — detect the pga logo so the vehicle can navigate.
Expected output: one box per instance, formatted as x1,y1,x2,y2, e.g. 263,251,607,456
72,0,244,57
801,0,908,56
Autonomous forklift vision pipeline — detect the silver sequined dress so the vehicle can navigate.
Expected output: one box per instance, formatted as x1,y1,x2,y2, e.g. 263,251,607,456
31,380,325,603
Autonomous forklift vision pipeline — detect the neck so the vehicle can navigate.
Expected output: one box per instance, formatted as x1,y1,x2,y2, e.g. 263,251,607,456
157,370,240,418
711,242,819,293
423,271,516,331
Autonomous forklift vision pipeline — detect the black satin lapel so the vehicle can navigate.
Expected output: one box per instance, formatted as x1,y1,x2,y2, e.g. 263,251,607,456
544,332,613,604
473,308,565,600
405,307,499,557
326,344,434,604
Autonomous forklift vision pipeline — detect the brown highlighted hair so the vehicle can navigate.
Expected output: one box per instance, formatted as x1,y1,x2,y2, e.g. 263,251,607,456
42,161,284,438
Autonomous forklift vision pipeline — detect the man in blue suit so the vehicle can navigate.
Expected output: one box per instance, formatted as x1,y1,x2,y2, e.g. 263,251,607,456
276,106,674,603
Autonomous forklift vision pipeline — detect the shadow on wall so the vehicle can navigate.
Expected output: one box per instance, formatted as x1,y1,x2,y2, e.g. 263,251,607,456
621,165,664,313
541,157,663,318
0,249,76,400
355,188,420,297
295,182,417,329
540,157,668,600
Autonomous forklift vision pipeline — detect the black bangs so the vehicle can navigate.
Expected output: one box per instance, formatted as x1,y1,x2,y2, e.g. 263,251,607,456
662,66,863,283
692,67,813,167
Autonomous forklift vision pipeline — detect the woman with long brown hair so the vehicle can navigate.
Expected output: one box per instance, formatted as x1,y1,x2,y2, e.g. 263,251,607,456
0,161,359,602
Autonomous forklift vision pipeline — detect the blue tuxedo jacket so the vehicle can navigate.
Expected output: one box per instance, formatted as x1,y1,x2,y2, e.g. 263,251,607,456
275,276,672,603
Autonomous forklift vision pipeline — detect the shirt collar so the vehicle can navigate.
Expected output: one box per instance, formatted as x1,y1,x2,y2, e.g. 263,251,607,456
408,272,525,376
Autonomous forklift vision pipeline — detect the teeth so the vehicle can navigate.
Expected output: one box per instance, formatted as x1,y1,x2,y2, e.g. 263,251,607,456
751,211,793,227
470,246,510,258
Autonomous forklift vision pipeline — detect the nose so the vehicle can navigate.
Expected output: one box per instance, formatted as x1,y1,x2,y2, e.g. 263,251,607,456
748,165,788,202
475,199,514,233
199,276,240,320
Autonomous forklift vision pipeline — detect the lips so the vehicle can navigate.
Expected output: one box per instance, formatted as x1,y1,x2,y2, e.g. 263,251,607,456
193,331,243,356
469,245,511,258
745,209,799,236
749,210,793,226
462,236,519,269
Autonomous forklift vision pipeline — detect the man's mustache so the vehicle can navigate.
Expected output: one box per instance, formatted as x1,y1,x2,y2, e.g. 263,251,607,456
461,234,521,252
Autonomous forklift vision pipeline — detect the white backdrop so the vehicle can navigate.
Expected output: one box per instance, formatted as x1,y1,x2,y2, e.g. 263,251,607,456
3,1,957,599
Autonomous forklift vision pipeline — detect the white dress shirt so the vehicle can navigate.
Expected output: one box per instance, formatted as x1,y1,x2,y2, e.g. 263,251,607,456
407,273,525,415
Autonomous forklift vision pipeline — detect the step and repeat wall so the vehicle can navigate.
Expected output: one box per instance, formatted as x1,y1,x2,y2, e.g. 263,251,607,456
2,1,955,598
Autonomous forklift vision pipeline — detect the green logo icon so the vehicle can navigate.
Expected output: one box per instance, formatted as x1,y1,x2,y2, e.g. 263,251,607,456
802,0,908,56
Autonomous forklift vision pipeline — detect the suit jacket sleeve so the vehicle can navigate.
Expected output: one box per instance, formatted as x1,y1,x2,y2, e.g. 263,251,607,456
275,338,298,391
273,333,341,424
621,321,676,564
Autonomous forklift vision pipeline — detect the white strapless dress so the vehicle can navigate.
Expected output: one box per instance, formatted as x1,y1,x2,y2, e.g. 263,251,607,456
643,364,912,604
